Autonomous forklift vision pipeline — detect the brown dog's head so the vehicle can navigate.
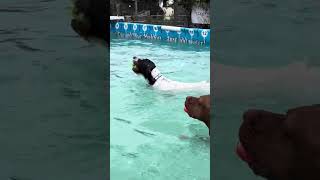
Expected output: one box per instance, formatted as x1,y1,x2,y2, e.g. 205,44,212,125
237,105,320,180
184,95,210,129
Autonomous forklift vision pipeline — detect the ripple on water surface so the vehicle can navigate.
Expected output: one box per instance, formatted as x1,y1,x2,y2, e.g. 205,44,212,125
110,38,210,180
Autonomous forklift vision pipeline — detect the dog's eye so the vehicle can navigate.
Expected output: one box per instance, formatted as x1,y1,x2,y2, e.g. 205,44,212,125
199,102,209,109
199,102,207,109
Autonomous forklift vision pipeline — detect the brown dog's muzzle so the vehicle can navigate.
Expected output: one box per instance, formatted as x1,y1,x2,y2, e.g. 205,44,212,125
184,96,194,113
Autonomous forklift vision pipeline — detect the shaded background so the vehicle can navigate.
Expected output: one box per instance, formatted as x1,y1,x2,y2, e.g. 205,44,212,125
0,0,107,179
212,0,320,179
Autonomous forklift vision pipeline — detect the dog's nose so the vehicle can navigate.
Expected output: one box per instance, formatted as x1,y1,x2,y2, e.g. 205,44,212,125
186,96,196,104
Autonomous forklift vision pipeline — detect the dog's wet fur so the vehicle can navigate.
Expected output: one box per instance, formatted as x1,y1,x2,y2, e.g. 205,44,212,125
70,0,109,45
132,57,158,85
184,95,210,130
237,104,320,180
132,57,210,94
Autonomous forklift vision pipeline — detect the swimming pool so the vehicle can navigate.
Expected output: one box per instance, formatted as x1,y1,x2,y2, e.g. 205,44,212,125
110,37,210,179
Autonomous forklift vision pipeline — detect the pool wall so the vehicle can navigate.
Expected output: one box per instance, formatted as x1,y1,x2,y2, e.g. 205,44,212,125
110,21,210,46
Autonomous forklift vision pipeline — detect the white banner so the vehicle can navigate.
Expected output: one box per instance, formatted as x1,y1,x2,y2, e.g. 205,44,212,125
191,3,210,24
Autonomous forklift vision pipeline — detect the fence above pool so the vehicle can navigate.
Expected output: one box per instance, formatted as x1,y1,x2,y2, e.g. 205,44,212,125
110,22,210,46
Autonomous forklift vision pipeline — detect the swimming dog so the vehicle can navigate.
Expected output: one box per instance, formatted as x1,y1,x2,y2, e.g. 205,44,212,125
132,57,210,93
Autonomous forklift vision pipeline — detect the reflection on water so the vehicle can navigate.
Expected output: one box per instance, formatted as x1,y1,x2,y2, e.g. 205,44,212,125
0,0,107,179
213,0,320,179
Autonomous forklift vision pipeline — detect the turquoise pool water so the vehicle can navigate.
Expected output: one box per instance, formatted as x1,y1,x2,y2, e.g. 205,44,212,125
110,38,210,180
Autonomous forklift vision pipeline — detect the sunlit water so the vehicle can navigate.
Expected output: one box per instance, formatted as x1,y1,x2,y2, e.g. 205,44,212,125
110,37,210,180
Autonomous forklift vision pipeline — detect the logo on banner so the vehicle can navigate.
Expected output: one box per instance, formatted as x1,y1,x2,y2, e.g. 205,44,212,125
133,24,137,31
142,24,147,32
201,30,208,38
189,29,194,36
153,26,158,32
124,23,128,30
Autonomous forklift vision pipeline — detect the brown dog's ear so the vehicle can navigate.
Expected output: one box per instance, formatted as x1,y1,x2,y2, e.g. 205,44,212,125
284,105,320,176
287,104,320,115
199,95,210,109
285,105,320,143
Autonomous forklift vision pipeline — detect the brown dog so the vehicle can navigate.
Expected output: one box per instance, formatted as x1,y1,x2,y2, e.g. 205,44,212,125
237,104,320,180
184,95,210,130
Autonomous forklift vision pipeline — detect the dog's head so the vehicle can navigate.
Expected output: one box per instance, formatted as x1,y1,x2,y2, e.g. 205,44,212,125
237,105,320,180
132,57,159,85
184,95,210,128
71,0,109,45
